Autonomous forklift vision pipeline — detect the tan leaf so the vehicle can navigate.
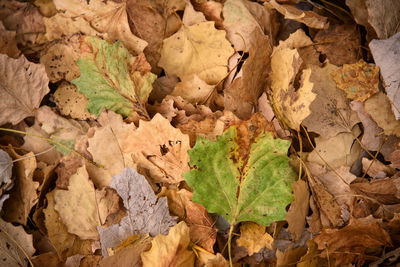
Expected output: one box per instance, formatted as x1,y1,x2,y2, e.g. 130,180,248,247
265,0,328,29
44,191,93,260
121,113,190,184
54,82,94,120
54,166,101,240
192,0,224,28
276,246,307,267
332,60,379,101
53,0,147,54
2,148,39,225
269,46,316,130
364,92,400,137
196,251,228,267
303,63,360,138
236,222,273,255
0,218,35,266
99,239,151,267
182,2,207,26
172,74,215,105
158,21,234,84
141,222,195,267
365,0,400,39
86,110,137,188
285,180,309,241
32,252,64,267
314,24,361,66
96,187,124,226
224,29,271,120
0,21,20,58
0,54,49,125
361,158,396,179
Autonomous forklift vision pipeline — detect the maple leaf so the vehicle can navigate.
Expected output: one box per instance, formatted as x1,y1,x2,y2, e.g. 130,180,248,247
98,168,177,256
183,117,296,227
72,36,156,122
0,54,49,125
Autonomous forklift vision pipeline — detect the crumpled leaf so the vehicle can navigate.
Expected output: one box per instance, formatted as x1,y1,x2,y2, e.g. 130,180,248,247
364,92,400,137
0,54,50,125
313,219,392,266
269,46,316,130
265,0,328,29
369,31,400,119
53,0,147,54
158,21,234,85
121,113,190,184
0,218,35,266
236,222,273,256
71,36,156,122
98,168,177,256
332,60,379,101
2,148,39,225
54,166,101,240
141,222,194,267
183,116,296,226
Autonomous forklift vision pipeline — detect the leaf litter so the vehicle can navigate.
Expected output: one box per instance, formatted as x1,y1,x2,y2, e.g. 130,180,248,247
0,0,400,266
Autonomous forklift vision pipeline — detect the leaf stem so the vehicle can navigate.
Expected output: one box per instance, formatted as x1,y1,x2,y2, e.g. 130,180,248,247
227,223,234,267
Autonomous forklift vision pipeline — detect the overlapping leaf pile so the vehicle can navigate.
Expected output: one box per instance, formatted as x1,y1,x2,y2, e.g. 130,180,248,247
0,0,400,266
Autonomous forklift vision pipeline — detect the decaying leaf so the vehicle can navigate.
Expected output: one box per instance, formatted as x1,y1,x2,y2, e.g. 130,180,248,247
98,168,177,256
369,31,400,119
0,21,20,58
72,36,156,122
183,116,296,226
54,166,101,240
332,60,379,102
158,21,234,85
285,180,309,241
0,54,49,125
236,222,273,255
121,113,190,184
0,149,12,186
141,222,195,267
269,46,316,130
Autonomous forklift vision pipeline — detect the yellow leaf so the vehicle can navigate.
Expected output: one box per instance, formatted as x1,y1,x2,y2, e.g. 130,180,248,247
159,22,234,84
236,222,273,256
141,222,194,267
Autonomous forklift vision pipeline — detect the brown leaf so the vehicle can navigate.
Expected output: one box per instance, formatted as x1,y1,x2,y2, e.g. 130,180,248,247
121,113,190,184
314,24,361,66
276,246,307,267
286,180,309,241
0,54,50,125
99,239,151,267
361,158,396,179
0,21,20,58
313,219,392,266
351,177,400,205
2,148,39,225
32,252,64,267
224,29,271,120
141,222,195,267
364,0,400,39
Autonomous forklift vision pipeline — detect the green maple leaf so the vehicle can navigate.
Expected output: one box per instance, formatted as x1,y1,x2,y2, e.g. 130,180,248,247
72,36,156,120
183,125,296,227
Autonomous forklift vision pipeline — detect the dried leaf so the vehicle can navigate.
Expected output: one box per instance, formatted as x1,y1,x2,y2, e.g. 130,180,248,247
141,222,195,267
98,168,177,256
99,239,151,267
365,0,400,39
0,21,20,58
183,116,296,226
121,114,190,184
285,180,309,241
171,74,215,105
0,54,49,125
236,222,273,255
0,149,12,186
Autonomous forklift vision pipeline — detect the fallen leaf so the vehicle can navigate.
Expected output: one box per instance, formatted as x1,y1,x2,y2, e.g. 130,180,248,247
265,0,328,29
98,168,177,256
0,54,49,125
54,166,101,240
313,219,392,266
351,177,400,205
158,21,234,85
297,240,331,267
269,46,316,130
2,148,39,225
224,29,271,119
276,246,307,267
192,0,224,28
285,180,309,241
54,82,94,120
171,74,215,105
44,191,93,260
236,222,273,255
182,2,207,26
222,0,263,51
32,252,64,267
99,239,151,267
0,21,20,58
33,0,57,17
183,116,296,226
389,143,400,168
53,0,147,54
141,222,195,267
121,113,190,184
369,31,400,119
361,158,396,178
365,0,400,39
313,24,361,66
364,92,400,137
71,36,156,122
0,149,12,186
332,60,379,101
0,218,35,266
